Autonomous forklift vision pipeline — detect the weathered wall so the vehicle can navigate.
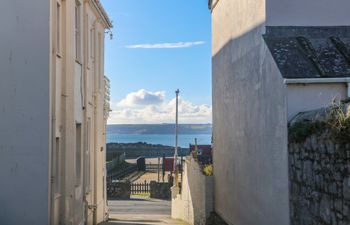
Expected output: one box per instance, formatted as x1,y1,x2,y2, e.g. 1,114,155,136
0,0,50,224
287,83,348,120
107,182,131,199
172,157,213,225
212,0,290,225
267,0,350,26
288,107,350,225
150,181,171,199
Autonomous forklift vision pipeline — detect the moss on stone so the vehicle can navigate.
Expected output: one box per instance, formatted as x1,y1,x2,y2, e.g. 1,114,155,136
288,121,326,143
289,104,350,144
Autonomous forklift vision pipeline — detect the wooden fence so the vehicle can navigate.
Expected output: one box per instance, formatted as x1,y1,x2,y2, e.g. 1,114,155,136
107,165,138,182
131,181,150,194
146,164,160,171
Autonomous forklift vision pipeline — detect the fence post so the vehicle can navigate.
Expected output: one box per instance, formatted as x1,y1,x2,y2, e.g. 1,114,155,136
157,157,160,182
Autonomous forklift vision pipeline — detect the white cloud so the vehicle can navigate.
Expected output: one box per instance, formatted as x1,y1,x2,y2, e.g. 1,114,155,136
108,90,212,124
126,41,205,49
117,89,165,107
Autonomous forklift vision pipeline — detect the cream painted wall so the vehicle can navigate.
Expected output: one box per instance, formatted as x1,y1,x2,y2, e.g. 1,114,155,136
267,0,350,26
1,0,109,224
287,83,348,120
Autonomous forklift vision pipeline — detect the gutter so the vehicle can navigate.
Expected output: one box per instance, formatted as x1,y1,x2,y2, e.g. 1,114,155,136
209,0,220,12
284,78,350,97
91,0,113,29
284,77,350,84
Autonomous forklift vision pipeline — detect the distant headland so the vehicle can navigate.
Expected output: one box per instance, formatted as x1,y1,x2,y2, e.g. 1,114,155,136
107,124,212,135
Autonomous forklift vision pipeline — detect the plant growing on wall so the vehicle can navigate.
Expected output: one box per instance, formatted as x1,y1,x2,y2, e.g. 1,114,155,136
288,103,350,144
202,164,213,176
328,104,350,143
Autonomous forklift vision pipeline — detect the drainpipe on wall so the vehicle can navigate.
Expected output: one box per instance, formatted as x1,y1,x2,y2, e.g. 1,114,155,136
347,83,350,98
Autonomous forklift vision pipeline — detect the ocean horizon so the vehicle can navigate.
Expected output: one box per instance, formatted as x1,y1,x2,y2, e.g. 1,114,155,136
106,133,212,148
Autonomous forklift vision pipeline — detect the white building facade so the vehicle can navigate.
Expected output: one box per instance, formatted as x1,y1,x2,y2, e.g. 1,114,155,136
0,0,112,225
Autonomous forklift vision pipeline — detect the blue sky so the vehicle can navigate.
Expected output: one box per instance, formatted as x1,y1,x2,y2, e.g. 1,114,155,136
101,0,212,124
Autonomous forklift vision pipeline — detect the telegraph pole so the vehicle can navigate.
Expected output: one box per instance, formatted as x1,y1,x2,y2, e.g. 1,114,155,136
174,89,180,187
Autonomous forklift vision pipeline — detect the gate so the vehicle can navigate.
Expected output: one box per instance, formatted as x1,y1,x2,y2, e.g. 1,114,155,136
131,181,150,194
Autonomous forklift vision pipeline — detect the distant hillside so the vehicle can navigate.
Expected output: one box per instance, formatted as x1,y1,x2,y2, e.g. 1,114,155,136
107,124,212,135
107,142,190,159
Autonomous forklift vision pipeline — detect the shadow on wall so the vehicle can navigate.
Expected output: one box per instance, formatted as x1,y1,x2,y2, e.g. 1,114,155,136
212,19,290,225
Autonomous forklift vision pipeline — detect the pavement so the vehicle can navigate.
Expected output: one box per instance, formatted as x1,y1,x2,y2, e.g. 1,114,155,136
100,197,185,225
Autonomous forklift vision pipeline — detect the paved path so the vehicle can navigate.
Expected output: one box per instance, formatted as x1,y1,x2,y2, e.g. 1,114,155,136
100,197,185,225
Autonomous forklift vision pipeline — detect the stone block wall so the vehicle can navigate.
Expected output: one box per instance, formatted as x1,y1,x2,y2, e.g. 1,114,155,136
150,181,171,199
289,107,350,225
107,182,131,199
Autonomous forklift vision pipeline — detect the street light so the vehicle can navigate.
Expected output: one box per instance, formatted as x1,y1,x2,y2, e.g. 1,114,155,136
174,89,180,187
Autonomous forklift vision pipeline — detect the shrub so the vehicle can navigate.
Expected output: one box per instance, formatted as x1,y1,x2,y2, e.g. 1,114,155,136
203,164,213,176
328,105,350,143
288,103,350,144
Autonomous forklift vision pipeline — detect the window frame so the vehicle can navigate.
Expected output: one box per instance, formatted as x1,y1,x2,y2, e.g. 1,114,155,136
75,0,82,62
56,1,62,56
84,119,91,193
53,137,61,195
97,32,102,91
75,123,82,187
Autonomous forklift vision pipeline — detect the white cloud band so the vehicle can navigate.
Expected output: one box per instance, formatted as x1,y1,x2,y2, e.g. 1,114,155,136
117,89,165,107
109,89,212,124
126,41,205,49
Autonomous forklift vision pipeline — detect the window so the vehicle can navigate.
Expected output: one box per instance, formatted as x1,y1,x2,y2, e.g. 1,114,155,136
102,176,105,199
53,138,61,194
76,124,82,186
75,0,81,61
84,119,91,192
98,32,102,90
56,2,61,54
90,28,94,60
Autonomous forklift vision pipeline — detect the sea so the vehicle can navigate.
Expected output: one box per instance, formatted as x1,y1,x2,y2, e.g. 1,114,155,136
106,133,212,148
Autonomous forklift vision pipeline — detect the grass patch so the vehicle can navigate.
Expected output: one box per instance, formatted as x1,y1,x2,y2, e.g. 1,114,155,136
328,105,350,143
131,192,150,198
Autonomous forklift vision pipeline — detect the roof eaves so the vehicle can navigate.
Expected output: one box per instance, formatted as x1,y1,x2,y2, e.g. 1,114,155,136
92,0,113,29
209,0,220,12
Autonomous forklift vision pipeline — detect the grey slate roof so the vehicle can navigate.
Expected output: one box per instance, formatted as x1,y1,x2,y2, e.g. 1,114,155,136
264,26,350,79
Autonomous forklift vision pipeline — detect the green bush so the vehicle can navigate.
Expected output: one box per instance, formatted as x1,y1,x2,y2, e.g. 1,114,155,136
203,164,213,176
328,105,350,143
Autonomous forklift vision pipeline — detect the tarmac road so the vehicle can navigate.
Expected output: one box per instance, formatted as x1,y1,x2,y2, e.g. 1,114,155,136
100,197,185,225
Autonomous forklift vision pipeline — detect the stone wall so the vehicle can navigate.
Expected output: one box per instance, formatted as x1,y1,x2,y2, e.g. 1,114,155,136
171,157,214,225
289,106,350,225
150,181,171,199
107,182,131,199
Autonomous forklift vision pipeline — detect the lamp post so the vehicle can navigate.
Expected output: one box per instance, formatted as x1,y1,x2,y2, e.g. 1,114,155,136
174,89,180,187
